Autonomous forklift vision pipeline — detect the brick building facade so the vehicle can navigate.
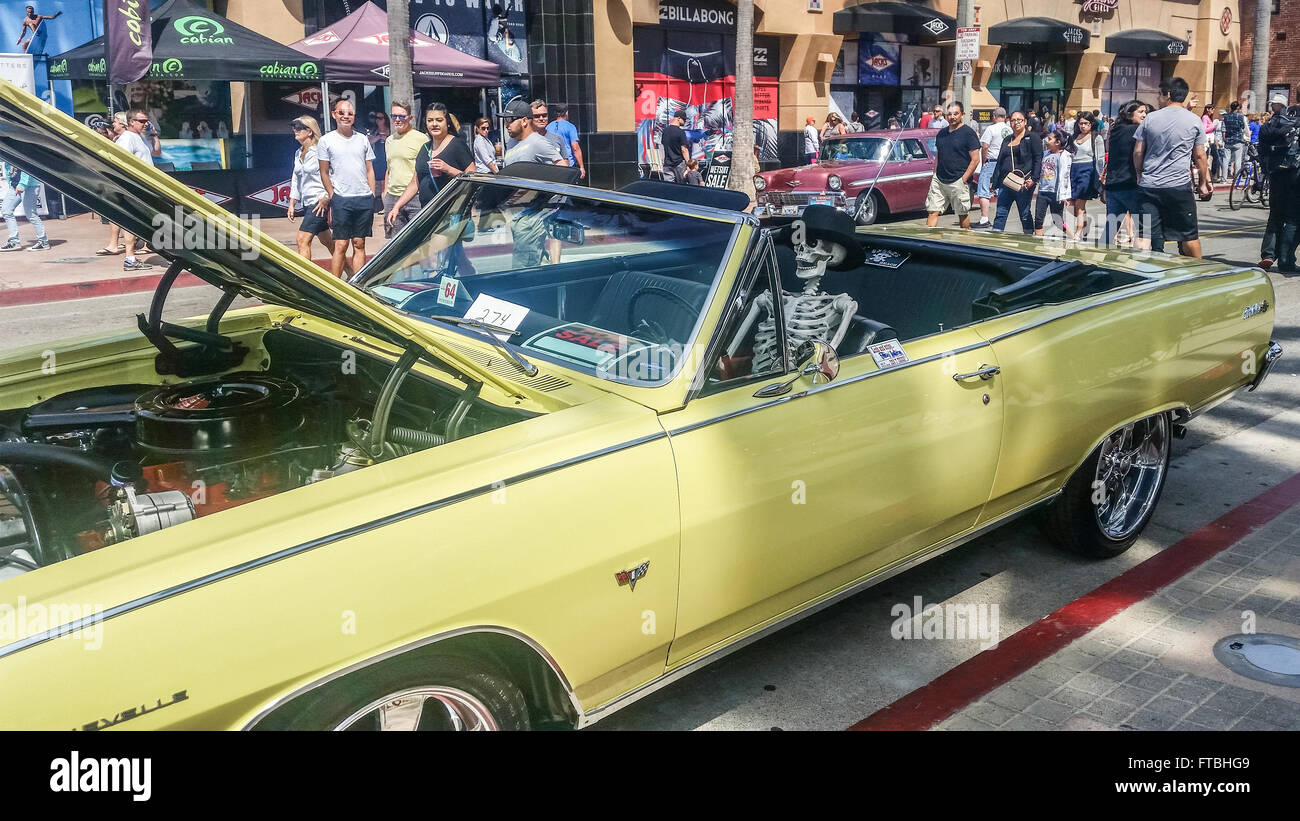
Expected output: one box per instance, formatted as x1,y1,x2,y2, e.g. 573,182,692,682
1240,0,1299,106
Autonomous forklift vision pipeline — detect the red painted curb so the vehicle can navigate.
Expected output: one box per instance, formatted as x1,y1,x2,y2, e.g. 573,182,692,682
850,471,1300,731
0,272,205,308
0,259,337,308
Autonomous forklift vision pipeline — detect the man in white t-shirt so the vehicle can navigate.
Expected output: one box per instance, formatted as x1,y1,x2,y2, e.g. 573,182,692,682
318,99,376,279
114,109,161,271
975,107,1010,227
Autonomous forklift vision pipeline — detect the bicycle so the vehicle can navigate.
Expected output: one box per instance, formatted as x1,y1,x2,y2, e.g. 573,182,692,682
1229,143,1270,210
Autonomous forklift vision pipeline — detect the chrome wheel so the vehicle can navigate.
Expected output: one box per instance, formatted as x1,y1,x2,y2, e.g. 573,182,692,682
334,686,500,731
854,192,878,226
1093,415,1169,541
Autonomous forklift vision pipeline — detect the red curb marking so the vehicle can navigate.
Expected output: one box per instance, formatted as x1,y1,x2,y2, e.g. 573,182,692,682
0,273,205,308
0,260,337,308
850,470,1300,731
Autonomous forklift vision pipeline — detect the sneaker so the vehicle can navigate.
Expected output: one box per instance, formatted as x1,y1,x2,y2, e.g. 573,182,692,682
977,217,990,227
26,240,49,251
0,239,20,252
123,259,153,271
1260,258,1274,270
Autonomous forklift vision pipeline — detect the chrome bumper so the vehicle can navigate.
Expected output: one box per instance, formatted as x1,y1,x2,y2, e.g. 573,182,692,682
753,191,850,218
1249,341,1283,391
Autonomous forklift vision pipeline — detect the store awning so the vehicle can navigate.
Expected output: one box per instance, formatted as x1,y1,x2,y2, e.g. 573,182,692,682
833,2,957,41
987,17,1091,50
1105,29,1189,58
47,0,323,83
288,1,499,87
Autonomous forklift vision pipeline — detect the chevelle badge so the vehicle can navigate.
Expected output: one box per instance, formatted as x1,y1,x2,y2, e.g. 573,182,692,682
1243,301,1269,319
868,339,910,369
615,561,649,591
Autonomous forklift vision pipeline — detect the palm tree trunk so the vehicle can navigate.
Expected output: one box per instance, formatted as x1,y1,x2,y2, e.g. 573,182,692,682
728,0,756,203
388,0,413,107
1249,0,1270,113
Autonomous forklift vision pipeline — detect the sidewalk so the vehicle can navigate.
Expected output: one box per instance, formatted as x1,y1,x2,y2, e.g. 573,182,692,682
0,212,382,307
852,406,1300,732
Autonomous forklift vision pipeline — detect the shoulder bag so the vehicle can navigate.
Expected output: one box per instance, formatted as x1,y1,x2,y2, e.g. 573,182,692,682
1003,138,1027,191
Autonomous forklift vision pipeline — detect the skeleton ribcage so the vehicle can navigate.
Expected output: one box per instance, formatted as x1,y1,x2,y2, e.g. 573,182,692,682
752,292,843,373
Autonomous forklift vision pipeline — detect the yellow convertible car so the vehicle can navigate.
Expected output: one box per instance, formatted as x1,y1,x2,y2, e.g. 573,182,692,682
0,82,1282,730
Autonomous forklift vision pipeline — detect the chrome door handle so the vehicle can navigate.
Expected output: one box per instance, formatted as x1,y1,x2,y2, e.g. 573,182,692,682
952,365,1000,381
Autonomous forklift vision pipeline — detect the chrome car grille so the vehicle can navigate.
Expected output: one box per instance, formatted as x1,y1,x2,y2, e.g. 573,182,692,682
759,191,813,207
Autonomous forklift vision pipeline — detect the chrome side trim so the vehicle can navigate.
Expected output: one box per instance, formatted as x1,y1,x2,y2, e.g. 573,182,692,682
242,625,583,730
848,171,933,187
0,431,669,662
578,491,1062,727
670,339,991,437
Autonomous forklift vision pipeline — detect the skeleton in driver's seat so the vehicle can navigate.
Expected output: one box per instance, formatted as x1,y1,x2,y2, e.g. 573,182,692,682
730,206,863,374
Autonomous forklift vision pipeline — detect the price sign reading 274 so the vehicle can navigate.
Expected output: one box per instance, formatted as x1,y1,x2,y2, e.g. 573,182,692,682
464,294,530,340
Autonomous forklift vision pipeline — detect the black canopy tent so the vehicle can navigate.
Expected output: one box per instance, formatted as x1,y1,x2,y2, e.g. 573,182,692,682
48,0,322,83
1105,29,1189,58
48,0,324,170
987,16,1091,51
832,1,957,41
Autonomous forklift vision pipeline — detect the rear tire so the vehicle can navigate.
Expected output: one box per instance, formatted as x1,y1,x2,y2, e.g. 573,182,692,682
1042,412,1171,558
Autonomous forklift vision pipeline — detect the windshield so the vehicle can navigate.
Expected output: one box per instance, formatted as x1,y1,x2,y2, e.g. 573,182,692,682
820,137,889,163
358,180,740,386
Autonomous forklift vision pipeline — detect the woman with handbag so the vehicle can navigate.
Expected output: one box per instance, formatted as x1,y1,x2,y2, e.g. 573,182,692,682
1067,112,1105,240
992,111,1043,234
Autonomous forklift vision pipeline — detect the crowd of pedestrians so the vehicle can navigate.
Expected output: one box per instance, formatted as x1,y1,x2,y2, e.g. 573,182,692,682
919,76,1276,260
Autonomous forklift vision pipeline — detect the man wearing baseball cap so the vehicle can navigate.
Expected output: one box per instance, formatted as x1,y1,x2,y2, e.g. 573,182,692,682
661,109,691,182
501,96,568,167
803,115,819,165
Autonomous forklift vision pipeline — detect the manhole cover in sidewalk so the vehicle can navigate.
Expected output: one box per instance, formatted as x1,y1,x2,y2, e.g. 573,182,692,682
1213,633,1300,688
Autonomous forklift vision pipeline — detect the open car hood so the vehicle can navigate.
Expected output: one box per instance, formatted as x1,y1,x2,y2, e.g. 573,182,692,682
0,80,523,397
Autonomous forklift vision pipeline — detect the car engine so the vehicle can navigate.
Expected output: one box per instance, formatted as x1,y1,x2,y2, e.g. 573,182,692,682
0,329,531,578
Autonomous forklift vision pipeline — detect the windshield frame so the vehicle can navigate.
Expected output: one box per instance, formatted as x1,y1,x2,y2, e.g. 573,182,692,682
819,136,891,163
353,174,753,390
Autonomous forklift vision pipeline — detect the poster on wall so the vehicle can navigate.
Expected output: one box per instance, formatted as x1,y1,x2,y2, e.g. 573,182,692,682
832,41,857,85
0,52,35,97
633,28,780,163
899,45,939,88
858,33,904,86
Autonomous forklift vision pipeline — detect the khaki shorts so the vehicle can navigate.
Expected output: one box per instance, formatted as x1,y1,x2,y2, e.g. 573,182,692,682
925,175,971,216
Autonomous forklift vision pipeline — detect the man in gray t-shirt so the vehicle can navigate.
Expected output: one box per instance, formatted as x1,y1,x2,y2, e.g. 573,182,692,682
1134,77,1211,257
501,97,567,167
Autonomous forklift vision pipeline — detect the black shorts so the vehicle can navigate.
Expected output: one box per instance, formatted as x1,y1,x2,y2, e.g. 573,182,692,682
1140,186,1198,242
329,194,374,241
298,206,329,236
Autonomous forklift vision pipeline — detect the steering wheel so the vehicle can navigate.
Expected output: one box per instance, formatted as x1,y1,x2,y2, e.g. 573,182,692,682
626,286,698,346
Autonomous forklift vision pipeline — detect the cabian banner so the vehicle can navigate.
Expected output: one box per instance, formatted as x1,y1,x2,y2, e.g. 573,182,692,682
105,0,153,84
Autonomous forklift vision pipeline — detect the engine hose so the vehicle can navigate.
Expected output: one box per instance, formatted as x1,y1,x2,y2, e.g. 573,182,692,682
387,426,447,449
0,443,115,479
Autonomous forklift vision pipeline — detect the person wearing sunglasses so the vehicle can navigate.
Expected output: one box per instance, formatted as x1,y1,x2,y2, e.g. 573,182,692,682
317,98,377,279
472,117,500,174
381,102,428,238
387,102,476,231
286,116,350,274
114,110,161,271
501,96,567,167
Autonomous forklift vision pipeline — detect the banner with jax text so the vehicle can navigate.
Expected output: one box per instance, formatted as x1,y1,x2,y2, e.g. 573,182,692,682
105,0,153,84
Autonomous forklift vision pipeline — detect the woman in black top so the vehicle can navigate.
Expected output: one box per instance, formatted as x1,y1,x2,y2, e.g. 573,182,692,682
1101,99,1148,248
991,111,1044,234
387,102,475,228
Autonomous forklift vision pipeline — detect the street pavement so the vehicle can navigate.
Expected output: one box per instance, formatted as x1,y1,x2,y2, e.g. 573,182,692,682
1,194,1297,733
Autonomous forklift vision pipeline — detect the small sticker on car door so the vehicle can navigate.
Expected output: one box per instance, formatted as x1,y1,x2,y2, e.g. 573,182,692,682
868,339,909,369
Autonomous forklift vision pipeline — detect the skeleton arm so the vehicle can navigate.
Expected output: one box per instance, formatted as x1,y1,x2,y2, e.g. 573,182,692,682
829,294,858,350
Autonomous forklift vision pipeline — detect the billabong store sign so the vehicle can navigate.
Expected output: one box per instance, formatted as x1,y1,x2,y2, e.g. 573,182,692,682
658,0,736,31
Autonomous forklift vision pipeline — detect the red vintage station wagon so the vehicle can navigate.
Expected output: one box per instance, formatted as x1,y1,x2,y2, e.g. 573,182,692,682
754,128,939,225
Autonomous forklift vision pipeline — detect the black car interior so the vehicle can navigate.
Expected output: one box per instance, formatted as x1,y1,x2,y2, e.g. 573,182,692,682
771,235,1148,347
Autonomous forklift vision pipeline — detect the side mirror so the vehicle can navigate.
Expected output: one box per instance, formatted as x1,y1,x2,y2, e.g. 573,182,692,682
753,339,839,398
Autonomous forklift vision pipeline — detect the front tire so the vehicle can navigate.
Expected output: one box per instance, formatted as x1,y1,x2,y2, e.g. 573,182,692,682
285,652,531,731
1043,413,1171,558
853,191,881,226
